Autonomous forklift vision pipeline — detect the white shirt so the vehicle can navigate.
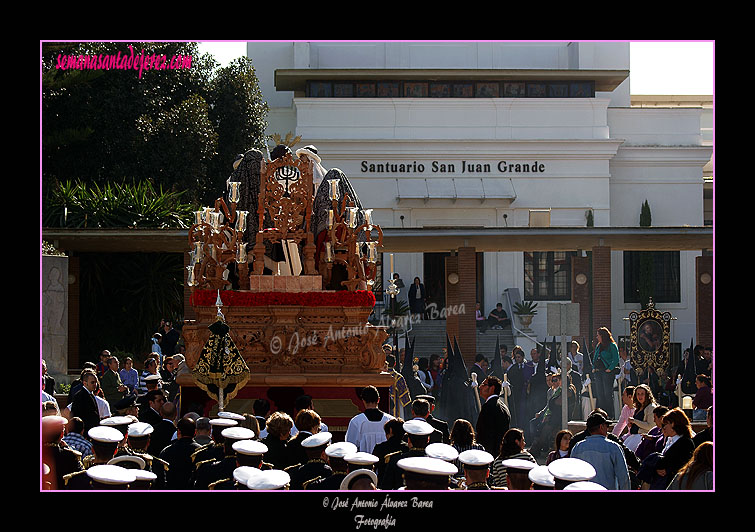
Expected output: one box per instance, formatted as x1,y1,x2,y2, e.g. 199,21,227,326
417,369,433,389
345,411,393,454
94,394,111,419
662,434,680,455
569,352,584,374
67,388,110,419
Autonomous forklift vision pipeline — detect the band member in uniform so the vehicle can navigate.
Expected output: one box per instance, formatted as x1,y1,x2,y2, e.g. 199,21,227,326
305,441,357,490
193,426,255,490
43,415,83,490
380,420,434,490
458,449,495,490
287,432,334,490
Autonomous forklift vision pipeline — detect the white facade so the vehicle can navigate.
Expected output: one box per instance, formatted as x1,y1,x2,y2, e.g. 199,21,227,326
246,41,712,347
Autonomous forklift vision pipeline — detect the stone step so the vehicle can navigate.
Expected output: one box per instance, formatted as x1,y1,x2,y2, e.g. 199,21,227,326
397,319,514,359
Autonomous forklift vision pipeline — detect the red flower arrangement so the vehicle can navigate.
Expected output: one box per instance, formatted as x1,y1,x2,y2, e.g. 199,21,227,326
190,289,376,308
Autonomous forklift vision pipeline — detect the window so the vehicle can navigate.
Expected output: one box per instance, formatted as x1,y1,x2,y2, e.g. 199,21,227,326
623,251,681,303
305,80,595,98
524,251,573,300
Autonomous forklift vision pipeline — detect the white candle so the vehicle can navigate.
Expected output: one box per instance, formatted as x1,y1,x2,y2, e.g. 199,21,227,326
328,179,340,200
325,242,333,262
210,212,221,231
367,242,377,263
237,243,247,263
327,209,334,230
390,253,394,275
229,182,241,203
236,211,248,233
348,207,358,228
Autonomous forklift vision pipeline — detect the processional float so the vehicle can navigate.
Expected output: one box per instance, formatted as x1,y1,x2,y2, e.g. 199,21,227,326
178,147,391,426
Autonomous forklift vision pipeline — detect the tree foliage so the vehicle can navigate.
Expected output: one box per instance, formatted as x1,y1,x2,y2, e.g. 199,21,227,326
41,42,270,361
638,199,653,308
640,199,652,228
79,252,185,361
42,41,269,207
43,179,195,228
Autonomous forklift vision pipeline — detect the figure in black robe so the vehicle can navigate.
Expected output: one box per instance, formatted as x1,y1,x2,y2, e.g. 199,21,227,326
436,336,480,428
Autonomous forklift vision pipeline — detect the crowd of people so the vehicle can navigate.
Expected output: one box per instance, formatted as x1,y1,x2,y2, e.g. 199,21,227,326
41,322,713,491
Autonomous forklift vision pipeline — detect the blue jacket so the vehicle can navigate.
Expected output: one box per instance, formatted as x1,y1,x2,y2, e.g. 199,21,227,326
571,434,631,490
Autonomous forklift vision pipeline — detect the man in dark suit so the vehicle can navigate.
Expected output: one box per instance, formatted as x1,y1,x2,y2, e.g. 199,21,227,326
507,348,527,430
147,401,178,457
100,356,128,410
161,320,180,359
408,398,445,444
71,370,102,433
475,375,511,457
417,395,450,443
526,348,548,432
138,389,166,429
159,417,202,490
285,409,322,469
469,354,489,385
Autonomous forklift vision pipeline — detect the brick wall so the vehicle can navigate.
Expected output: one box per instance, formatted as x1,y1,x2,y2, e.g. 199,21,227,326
572,255,591,342
591,246,612,333
445,255,459,348
695,255,713,347
457,247,478,366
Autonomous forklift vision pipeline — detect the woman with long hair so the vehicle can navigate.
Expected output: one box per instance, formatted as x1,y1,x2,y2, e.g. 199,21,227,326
545,429,573,465
666,441,713,490
408,276,426,319
592,327,620,418
637,407,696,489
489,428,536,488
449,419,485,477
623,383,658,453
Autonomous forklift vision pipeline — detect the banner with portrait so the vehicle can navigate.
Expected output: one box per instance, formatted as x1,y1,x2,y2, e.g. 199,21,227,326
628,301,672,372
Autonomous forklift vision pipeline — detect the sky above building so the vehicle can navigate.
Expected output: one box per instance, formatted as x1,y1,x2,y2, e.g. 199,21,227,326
197,40,714,96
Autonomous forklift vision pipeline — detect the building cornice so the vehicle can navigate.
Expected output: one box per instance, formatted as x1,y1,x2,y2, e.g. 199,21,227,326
42,226,712,254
